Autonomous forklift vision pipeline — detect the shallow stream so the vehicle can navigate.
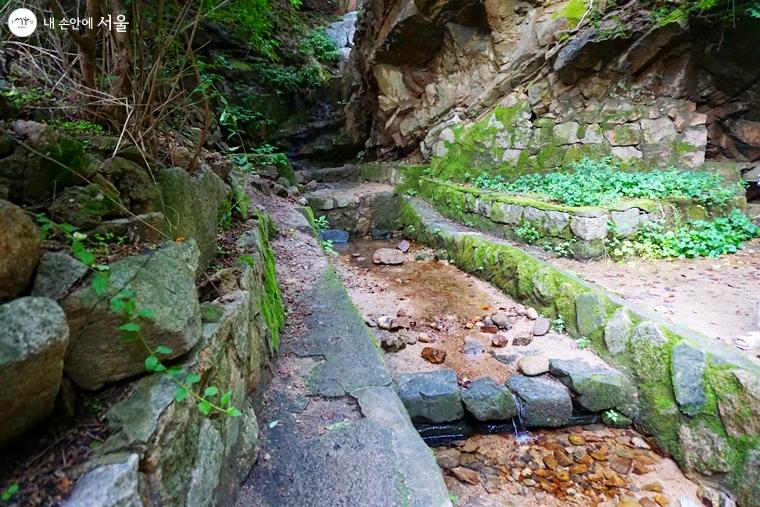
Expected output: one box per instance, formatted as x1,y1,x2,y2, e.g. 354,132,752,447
332,238,701,507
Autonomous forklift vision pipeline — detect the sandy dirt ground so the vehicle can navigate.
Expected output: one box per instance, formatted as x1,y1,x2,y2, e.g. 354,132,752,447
551,239,760,361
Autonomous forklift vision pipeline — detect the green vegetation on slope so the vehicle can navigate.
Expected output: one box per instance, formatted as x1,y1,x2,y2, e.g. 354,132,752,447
472,157,743,208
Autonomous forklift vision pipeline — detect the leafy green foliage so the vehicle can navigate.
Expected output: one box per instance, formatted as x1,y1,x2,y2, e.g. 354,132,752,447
203,0,280,59
652,0,760,25
607,210,760,259
52,119,105,134
313,215,330,233
473,157,742,208
552,317,566,333
300,29,341,62
514,222,542,244
576,336,591,350
1,484,19,502
219,189,250,230
252,62,328,92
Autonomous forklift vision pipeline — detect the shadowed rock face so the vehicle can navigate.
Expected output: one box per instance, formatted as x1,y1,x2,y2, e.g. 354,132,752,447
347,0,760,163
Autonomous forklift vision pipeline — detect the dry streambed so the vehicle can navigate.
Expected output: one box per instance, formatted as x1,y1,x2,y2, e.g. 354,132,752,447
332,239,701,507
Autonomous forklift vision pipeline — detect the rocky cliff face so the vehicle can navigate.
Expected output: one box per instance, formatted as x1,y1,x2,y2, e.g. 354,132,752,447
346,0,760,171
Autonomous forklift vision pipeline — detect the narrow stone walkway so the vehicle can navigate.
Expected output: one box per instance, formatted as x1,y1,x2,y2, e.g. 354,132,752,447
235,192,450,507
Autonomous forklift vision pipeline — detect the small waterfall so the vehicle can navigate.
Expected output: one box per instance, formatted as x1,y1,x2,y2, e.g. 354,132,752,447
511,397,533,444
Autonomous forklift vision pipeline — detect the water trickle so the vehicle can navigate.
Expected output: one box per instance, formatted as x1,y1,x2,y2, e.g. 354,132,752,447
511,396,533,444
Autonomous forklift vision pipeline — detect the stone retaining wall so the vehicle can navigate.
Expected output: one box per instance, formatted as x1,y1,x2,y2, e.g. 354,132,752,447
412,177,740,259
399,196,760,506
63,218,284,507
425,96,715,182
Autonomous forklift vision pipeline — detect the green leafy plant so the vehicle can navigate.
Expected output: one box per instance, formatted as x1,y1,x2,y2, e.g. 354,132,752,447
110,290,241,417
608,210,760,259
314,215,330,233
473,157,743,208
603,409,624,424
514,222,542,244
300,29,341,62
88,231,128,256
552,317,566,333
542,239,575,257
321,239,337,255
219,190,250,230
576,336,591,350
1,484,19,502
52,119,105,134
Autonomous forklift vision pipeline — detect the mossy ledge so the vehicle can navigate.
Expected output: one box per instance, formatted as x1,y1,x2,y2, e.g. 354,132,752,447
404,175,743,259
399,196,760,504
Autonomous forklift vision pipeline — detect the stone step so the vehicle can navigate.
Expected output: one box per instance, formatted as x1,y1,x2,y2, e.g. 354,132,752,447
304,182,400,237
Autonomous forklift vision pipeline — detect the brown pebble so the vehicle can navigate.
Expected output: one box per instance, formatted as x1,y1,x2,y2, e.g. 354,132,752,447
421,347,446,364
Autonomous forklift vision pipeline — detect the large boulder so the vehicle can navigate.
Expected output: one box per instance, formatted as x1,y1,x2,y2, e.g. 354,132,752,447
32,251,89,301
63,453,143,507
48,178,125,229
63,240,202,390
506,375,572,428
396,370,464,423
156,166,229,267
0,199,41,301
461,377,517,421
101,157,161,214
0,297,69,444
549,359,635,412
0,121,100,204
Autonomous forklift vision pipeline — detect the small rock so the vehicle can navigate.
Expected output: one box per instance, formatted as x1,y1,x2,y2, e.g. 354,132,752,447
306,180,318,191
373,248,404,265
31,251,88,302
392,316,412,329
377,315,395,330
421,347,447,364
320,229,349,243
463,337,485,356
517,356,549,376
492,312,511,330
436,448,461,470
380,334,406,352
532,317,551,336
480,324,498,334
396,240,411,253
654,495,669,506
451,466,480,485
512,334,533,346
401,332,417,345
418,332,432,343
414,251,434,261
491,334,509,347
365,317,377,327
526,308,539,320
